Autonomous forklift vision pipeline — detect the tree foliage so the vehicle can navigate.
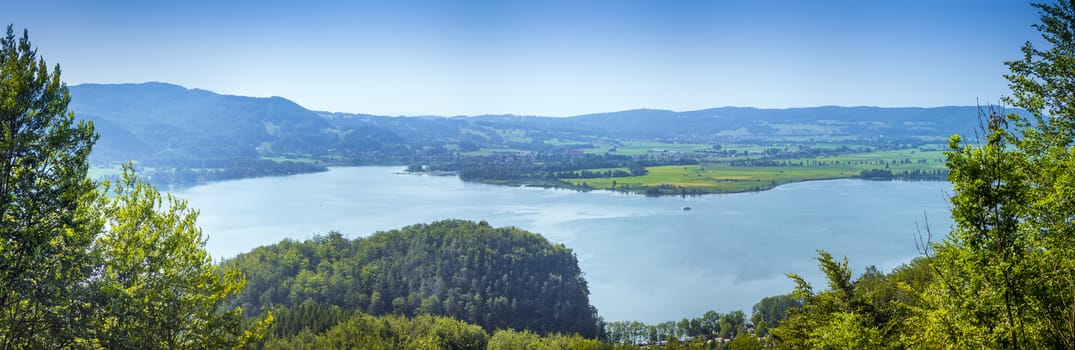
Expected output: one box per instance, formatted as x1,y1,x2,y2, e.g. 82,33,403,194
0,26,269,348
263,312,488,350
727,333,763,350
225,219,603,338
750,294,800,337
903,1,1075,348
774,3,1075,348
0,24,98,348
604,307,769,347
487,329,610,350
86,166,271,348
262,310,619,350
770,253,931,349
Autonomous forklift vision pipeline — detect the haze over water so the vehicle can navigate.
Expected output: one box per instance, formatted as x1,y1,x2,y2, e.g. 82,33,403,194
174,166,953,323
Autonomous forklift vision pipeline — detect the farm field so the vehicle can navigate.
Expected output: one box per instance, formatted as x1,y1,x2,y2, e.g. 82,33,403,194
564,147,947,194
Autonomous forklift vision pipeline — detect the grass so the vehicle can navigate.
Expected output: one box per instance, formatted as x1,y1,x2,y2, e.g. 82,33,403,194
564,148,949,194
567,164,855,194
815,149,947,171
605,141,713,156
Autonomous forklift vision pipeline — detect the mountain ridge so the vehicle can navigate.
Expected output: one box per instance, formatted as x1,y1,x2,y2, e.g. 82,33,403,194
72,81,1004,121
68,81,1005,187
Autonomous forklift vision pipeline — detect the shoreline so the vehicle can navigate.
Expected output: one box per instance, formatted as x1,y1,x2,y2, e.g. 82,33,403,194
465,174,949,197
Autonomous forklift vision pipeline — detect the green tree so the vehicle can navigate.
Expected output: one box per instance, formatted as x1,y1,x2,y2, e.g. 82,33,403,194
728,333,764,350
771,251,911,349
805,312,882,350
905,1,1075,348
0,25,98,348
488,329,610,350
264,312,488,350
1000,1,1075,347
698,310,722,337
88,166,271,348
910,110,1034,348
719,310,746,339
751,294,801,337
487,329,541,350
224,219,602,337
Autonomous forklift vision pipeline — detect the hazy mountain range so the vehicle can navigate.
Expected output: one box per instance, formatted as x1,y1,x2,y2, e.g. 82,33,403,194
68,82,1002,165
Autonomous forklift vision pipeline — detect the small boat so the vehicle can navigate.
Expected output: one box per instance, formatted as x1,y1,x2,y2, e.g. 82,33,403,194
682,206,692,211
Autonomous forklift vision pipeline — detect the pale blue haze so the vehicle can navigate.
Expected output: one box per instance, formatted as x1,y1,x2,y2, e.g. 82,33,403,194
5,0,1042,116
174,167,953,323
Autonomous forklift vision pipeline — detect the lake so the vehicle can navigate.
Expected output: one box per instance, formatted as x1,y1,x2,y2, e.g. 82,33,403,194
173,166,954,324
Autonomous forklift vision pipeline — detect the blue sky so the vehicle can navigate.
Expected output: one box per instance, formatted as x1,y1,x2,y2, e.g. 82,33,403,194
6,1,1042,116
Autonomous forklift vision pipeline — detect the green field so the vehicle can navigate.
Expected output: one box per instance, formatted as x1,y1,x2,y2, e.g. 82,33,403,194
603,142,712,156
565,148,948,194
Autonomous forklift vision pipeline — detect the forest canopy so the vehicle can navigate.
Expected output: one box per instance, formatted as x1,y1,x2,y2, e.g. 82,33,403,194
223,219,604,339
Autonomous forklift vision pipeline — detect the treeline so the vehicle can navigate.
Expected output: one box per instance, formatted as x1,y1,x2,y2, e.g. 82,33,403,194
763,4,1075,343
263,312,489,349
259,300,816,349
0,27,268,348
452,153,691,183
223,220,603,338
604,295,800,346
858,169,948,181
731,158,943,168
555,168,640,179
587,253,955,349
769,253,933,348
261,310,609,350
605,311,744,346
133,159,328,186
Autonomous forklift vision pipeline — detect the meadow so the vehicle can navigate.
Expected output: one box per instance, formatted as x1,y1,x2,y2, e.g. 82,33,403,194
565,146,948,194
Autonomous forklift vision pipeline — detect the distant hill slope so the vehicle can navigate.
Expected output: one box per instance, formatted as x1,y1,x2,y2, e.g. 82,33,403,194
68,82,404,164
69,81,1005,167
223,220,603,338
469,106,997,140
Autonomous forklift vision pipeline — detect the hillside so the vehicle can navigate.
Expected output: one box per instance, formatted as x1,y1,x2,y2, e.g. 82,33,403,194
72,82,999,166
223,220,603,338
325,106,996,145
465,106,999,142
68,82,407,165
69,82,1002,189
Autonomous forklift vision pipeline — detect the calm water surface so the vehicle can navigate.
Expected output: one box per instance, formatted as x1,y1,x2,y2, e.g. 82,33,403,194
173,166,953,323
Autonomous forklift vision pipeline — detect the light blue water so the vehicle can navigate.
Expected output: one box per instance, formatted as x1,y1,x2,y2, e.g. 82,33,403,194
173,166,954,323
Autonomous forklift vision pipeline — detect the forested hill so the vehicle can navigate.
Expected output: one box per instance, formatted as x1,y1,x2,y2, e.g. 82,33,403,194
71,82,1003,165
468,106,990,139
68,82,407,165
222,220,603,338
70,82,1007,188
325,105,1000,142
71,82,323,161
